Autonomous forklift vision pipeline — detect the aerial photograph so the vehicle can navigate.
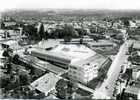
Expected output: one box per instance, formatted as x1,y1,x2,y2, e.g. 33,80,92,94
0,0,140,99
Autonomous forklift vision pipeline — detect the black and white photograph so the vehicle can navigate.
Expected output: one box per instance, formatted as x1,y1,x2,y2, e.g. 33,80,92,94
0,0,140,99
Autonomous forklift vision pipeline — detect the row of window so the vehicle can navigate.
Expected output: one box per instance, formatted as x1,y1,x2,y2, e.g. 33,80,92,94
70,64,98,71
46,54,71,64
31,51,70,65
69,69,98,78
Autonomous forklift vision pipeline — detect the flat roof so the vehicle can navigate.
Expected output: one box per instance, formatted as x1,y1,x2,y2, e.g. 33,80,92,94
31,44,97,64
125,86,140,95
70,54,107,68
31,48,72,62
37,39,60,49
88,39,116,47
31,72,60,94
1,40,18,45
133,42,140,49
49,44,96,61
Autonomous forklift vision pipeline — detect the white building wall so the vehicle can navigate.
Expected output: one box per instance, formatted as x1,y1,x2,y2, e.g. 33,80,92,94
68,64,98,84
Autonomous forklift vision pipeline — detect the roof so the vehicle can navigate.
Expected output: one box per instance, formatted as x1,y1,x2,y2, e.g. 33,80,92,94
0,50,4,58
125,86,140,95
70,54,107,68
0,30,4,33
31,48,72,64
49,44,96,63
37,39,60,49
88,40,116,47
31,44,97,65
133,42,140,49
31,73,60,94
132,51,140,56
1,40,19,48
45,94,58,99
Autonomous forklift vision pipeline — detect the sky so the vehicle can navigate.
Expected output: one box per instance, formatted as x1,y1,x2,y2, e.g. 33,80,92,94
1,0,140,12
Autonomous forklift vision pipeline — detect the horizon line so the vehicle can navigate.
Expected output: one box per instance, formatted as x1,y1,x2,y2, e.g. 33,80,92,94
2,8,140,12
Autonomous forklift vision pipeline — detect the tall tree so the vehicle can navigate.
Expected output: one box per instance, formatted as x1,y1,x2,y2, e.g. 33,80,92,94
1,22,5,29
38,23,45,40
23,25,38,40
44,30,49,40
63,24,75,42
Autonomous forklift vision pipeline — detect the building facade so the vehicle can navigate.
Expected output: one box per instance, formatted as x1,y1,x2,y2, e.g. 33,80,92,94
68,55,111,84
69,62,98,84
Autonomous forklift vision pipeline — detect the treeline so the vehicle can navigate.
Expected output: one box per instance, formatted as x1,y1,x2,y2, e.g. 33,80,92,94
22,23,89,41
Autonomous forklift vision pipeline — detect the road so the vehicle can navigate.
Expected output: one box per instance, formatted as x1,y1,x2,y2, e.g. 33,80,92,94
76,83,95,93
93,41,131,99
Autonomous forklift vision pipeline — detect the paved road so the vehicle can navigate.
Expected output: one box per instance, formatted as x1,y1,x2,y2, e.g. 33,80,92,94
76,83,95,93
93,41,130,99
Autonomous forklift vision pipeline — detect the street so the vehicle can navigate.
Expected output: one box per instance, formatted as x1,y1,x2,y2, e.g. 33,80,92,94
94,41,130,98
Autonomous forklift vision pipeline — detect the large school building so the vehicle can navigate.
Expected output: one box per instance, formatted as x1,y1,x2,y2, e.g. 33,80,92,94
30,44,112,84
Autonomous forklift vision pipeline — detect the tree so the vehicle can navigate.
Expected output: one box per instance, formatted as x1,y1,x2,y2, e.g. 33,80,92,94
123,20,130,27
19,72,31,86
5,63,12,74
63,24,75,42
38,23,45,40
54,28,63,38
0,75,10,88
2,50,10,57
44,30,49,40
12,54,20,64
1,22,5,29
75,28,86,37
55,79,75,99
121,17,130,27
23,24,38,40
55,79,68,99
